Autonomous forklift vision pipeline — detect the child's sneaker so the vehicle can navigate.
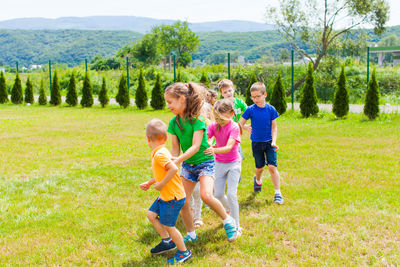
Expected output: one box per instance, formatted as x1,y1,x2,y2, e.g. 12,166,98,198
253,176,262,193
274,194,284,205
150,240,176,255
237,227,243,237
223,219,238,242
193,218,203,228
183,234,198,243
167,249,192,265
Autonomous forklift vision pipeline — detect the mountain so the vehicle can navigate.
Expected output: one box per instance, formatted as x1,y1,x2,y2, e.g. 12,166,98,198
0,16,274,33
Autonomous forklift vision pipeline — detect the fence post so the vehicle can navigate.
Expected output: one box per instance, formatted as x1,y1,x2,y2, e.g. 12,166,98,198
291,49,294,110
16,61,18,73
85,58,88,73
126,56,129,91
49,60,52,91
366,47,370,88
173,54,176,83
228,53,231,79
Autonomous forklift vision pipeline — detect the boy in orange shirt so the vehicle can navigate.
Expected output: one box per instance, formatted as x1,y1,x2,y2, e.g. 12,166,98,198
139,118,192,265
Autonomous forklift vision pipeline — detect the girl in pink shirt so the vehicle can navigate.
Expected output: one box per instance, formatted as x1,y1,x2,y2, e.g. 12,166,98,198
204,99,243,236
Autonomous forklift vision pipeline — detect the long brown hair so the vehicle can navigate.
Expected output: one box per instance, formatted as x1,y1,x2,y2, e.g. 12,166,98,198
165,82,206,130
213,99,242,134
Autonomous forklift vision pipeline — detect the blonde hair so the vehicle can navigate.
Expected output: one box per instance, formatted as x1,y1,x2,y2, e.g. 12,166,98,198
250,82,266,94
165,82,206,129
146,118,167,141
217,79,234,90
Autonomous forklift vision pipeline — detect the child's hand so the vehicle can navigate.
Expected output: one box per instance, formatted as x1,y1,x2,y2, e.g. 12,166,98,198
139,181,151,191
271,142,279,152
204,147,214,156
153,182,164,191
244,125,252,134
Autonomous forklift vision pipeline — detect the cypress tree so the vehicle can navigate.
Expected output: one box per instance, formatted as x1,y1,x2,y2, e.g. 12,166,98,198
24,76,34,104
80,72,93,107
135,69,148,109
245,72,257,106
50,70,61,106
116,74,130,108
300,62,319,117
66,73,78,106
0,71,8,103
11,72,23,104
364,68,380,120
270,72,287,115
150,73,165,110
332,66,349,118
38,80,47,105
98,77,109,108
199,71,210,87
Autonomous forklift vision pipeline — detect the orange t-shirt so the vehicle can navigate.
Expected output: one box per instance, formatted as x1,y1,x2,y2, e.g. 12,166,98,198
151,145,185,201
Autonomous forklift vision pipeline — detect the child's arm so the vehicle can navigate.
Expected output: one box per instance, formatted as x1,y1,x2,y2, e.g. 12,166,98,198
170,134,181,158
204,138,237,155
173,130,203,165
239,117,252,133
271,119,279,152
153,161,179,191
139,178,155,191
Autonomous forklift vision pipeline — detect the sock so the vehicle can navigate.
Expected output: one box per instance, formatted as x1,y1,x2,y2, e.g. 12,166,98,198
256,178,262,185
223,215,233,225
275,189,281,195
162,237,172,243
187,231,196,239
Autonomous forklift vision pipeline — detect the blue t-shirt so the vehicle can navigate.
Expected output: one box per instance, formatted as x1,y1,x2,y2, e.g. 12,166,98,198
242,104,279,142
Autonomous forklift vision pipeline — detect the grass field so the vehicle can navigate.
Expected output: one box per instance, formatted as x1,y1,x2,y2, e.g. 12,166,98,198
0,104,399,266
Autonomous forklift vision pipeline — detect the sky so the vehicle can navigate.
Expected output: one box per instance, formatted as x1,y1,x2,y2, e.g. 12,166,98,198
0,0,399,26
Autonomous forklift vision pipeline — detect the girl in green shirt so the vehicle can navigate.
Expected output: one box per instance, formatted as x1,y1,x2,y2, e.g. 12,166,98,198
165,82,238,243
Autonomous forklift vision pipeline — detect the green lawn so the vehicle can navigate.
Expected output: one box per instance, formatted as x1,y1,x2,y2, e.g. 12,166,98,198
0,104,399,266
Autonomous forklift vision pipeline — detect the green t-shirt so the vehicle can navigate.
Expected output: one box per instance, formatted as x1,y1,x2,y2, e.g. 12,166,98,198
168,115,214,165
233,98,247,123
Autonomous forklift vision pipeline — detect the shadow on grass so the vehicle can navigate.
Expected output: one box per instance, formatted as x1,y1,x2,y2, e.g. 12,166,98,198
240,192,273,211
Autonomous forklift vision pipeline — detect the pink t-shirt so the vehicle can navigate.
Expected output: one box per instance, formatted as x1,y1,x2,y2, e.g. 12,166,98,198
207,120,241,163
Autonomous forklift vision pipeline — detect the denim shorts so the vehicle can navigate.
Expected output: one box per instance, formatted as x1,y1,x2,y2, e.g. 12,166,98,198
252,141,277,168
181,159,215,183
149,197,186,227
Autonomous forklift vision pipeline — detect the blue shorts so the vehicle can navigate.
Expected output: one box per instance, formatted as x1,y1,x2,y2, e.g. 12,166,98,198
252,141,277,168
181,159,215,183
148,197,186,227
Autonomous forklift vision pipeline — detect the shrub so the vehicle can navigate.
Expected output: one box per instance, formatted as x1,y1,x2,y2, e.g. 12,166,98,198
11,72,23,104
135,69,148,109
150,73,165,110
98,77,109,108
24,77,34,104
245,72,257,106
116,74,130,108
50,71,61,106
270,72,287,115
300,62,319,117
199,71,210,87
332,66,349,118
0,71,8,103
80,72,94,107
66,73,78,106
38,80,47,105
364,68,380,120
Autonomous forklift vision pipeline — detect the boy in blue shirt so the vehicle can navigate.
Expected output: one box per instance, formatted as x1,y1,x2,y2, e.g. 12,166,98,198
239,82,284,204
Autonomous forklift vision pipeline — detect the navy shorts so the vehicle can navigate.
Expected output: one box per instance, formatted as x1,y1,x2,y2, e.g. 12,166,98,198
181,159,215,183
252,141,277,168
148,197,186,227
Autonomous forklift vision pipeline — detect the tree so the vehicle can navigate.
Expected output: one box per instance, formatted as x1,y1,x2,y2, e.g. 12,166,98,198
245,72,257,106
199,71,210,87
0,71,8,103
66,73,78,106
24,77,34,104
50,70,61,106
150,73,165,110
332,66,349,118
11,72,23,104
300,62,319,117
270,72,287,115
364,68,380,120
153,21,200,67
176,69,182,83
267,0,389,91
80,72,93,107
135,69,148,109
38,80,47,105
98,77,109,108
116,74,130,108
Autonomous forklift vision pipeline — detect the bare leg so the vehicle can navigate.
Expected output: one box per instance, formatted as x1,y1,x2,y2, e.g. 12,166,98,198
147,211,169,239
199,175,228,220
164,226,187,251
255,167,264,182
180,177,197,233
268,165,280,190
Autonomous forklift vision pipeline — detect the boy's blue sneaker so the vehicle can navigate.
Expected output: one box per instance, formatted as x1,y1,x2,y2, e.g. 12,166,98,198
183,234,198,243
167,249,192,265
274,194,284,205
150,240,176,255
223,219,238,242
253,176,262,193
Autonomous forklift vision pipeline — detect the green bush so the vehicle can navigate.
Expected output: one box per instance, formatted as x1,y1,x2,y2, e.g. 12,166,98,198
80,72,94,107
98,77,109,108
0,71,8,103
364,68,380,120
199,71,210,87
150,73,165,110
66,73,78,106
135,69,148,109
24,77,34,104
332,66,349,118
300,62,319,117
11,72,23,104
270,72,287,115
245,72,257,106
116,74,130,108
50,71,61,106
38,80,47,105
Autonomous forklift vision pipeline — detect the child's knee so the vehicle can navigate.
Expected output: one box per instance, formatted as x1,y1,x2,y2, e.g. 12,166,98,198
200,191,213,203
268,165,277,174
